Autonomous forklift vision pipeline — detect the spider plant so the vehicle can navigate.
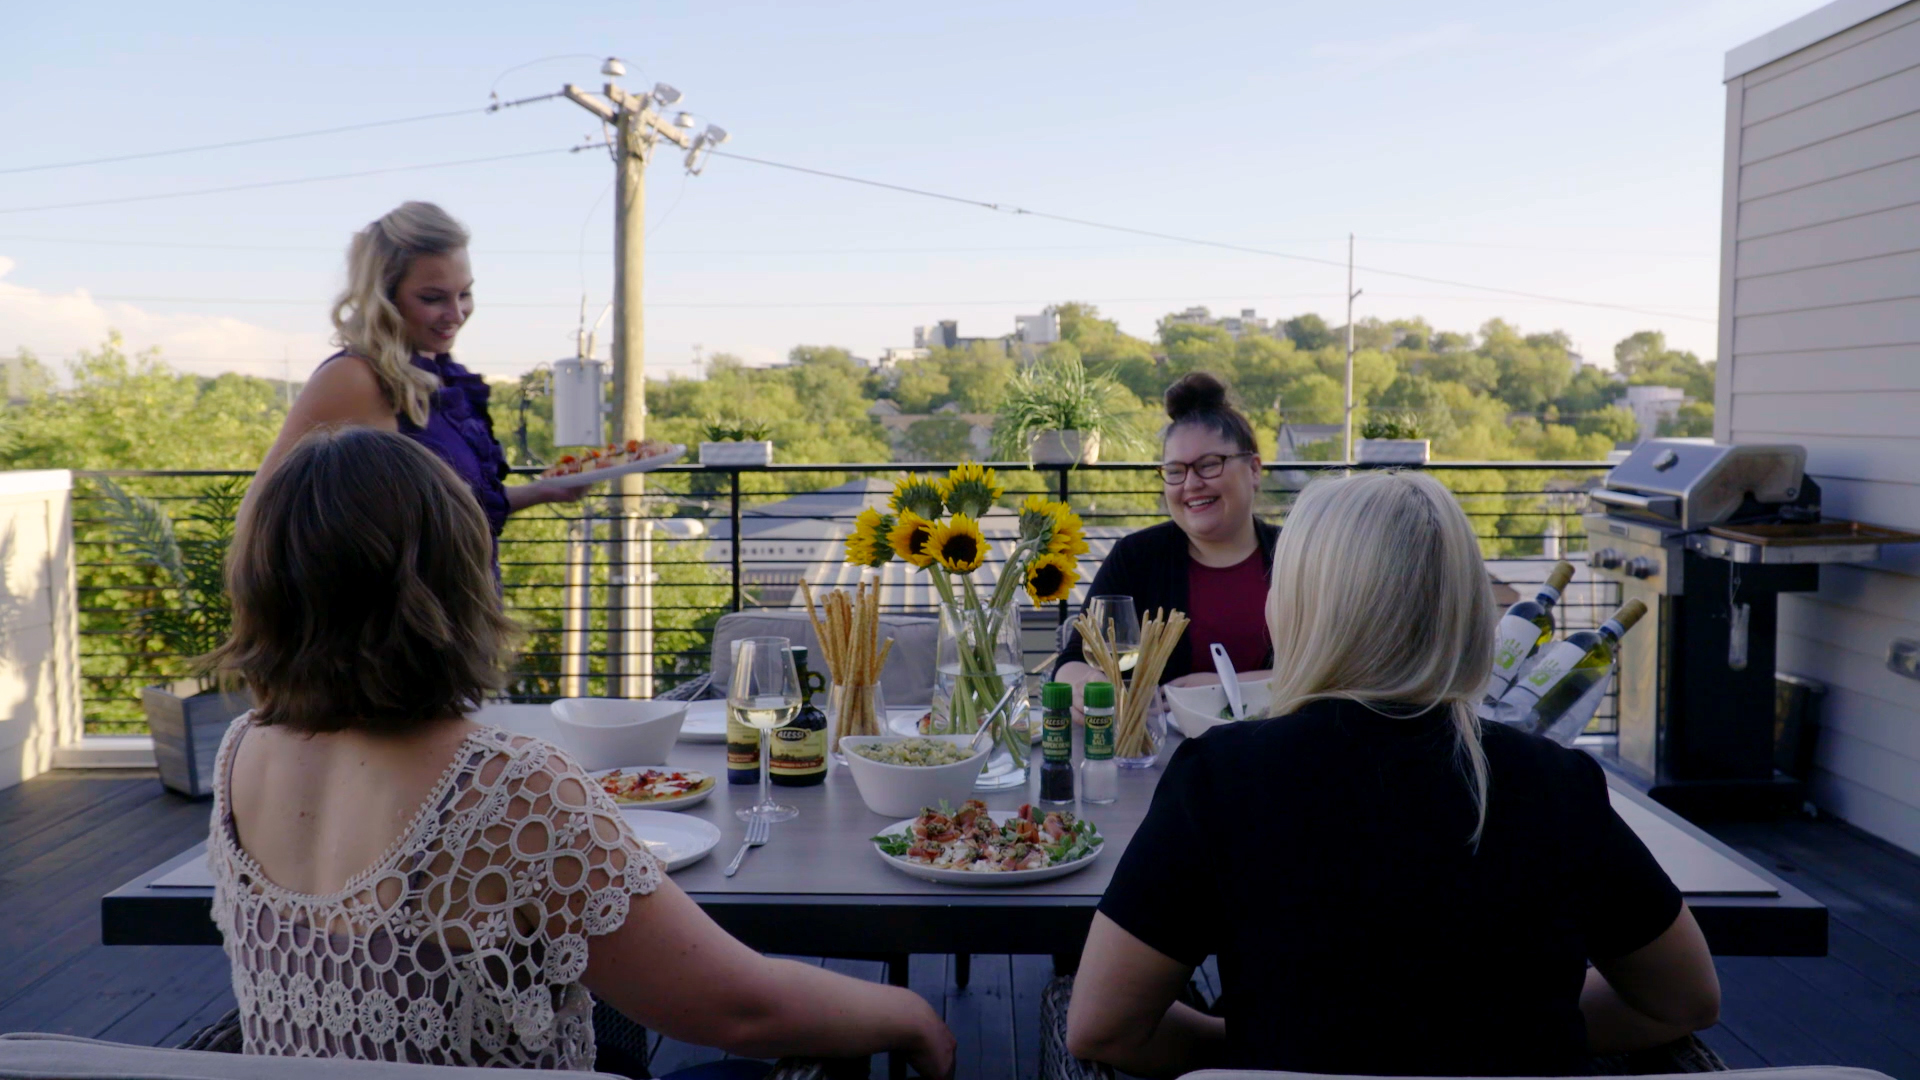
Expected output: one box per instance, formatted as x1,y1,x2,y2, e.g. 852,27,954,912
989,356,1149,461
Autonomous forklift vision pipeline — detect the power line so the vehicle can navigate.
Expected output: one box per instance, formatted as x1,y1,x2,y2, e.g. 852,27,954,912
0,106,497,177
704,149,1715,324
0,145,595,215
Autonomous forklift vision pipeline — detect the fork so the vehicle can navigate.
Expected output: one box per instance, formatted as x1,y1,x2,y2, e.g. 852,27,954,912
724,814,771,878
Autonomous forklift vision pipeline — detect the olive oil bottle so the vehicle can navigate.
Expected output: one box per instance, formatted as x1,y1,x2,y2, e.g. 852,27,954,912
769,646,829,787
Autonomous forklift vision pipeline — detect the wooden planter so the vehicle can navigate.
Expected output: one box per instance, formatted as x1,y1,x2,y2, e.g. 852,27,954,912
142,687,251,798
1355,438,1431,465
1028,430,1100,465
699,440,774,467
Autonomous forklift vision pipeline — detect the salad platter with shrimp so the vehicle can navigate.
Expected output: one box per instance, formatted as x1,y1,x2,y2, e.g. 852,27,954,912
538,439,685,490
871,800,1103,885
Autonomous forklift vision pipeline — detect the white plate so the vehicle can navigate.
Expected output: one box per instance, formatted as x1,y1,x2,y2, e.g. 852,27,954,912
680,700,729,743
872,809,1103,887
589,767,717,811
538,444,686,490
622,809,722,872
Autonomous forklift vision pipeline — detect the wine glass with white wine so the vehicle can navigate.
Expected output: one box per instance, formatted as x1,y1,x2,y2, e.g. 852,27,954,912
730,636,802,823
1088,595,1141,675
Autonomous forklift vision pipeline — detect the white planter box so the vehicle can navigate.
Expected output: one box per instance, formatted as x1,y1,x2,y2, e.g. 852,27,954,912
1355,438,1431,465
699,441,774,467
1028,430,1100,465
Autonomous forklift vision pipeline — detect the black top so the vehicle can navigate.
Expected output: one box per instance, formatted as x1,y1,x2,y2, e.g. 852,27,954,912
1055,519,1282,684
1097,699,1683,1077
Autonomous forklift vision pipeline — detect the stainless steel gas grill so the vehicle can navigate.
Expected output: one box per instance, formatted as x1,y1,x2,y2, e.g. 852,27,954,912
1583,440,1920,814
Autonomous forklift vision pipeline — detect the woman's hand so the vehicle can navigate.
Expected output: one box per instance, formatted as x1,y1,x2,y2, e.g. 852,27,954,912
902,997,957,1079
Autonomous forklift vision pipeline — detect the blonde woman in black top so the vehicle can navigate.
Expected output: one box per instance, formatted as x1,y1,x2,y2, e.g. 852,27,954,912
1067,471,1720,1078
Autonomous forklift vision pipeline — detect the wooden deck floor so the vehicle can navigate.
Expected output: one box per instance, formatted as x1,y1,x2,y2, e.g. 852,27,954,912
2,768,1917,1079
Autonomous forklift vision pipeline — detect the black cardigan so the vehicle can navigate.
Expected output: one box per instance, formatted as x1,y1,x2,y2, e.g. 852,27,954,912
1055,518,1281,685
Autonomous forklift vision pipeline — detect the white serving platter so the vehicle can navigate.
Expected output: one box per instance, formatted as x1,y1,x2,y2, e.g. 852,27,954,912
871,809,1103,887
538,443,685,490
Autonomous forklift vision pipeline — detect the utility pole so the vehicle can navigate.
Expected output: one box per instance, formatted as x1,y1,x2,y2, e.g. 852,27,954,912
1342,233,1364,463
563,59,729,698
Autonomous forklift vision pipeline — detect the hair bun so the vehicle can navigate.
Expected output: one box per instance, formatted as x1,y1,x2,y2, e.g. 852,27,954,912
1164,371,1230,420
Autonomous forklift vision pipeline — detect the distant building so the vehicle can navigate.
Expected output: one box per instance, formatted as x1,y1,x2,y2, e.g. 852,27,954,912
907,309,1060,360
1013,310,1059,347
875,346,929,371
1275,423,1343,460
1164,306,1272,340
1622,384,1686,444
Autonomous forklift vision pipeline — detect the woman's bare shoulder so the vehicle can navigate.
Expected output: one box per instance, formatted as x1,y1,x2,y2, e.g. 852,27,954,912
293,354,395,428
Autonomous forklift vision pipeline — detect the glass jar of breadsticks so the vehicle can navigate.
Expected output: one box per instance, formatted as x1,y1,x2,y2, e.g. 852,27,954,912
1071,605,1189,769
801,580,894,766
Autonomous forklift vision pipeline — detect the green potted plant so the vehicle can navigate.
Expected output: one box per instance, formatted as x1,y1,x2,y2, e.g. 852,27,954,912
1356,413,1431,464
989,356,1147,465
95,477,251,798
698,417,776,467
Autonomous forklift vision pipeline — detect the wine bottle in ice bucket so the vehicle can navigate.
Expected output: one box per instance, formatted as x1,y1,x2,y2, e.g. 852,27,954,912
1482,561,1576,702
1497,599,1647,740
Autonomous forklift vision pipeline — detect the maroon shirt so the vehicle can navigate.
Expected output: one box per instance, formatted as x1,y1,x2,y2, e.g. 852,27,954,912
1187,549,1271,673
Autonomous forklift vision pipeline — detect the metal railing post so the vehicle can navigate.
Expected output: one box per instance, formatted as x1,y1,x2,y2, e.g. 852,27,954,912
1055,464,1072,629
729,469,744,613
561,517,591,699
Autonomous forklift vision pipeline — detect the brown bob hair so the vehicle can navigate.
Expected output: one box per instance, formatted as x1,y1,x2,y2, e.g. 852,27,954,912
208,427,518,733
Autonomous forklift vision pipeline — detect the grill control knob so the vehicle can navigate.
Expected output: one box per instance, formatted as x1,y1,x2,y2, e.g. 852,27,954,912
1590,548,1624,570
1625,557,1658,580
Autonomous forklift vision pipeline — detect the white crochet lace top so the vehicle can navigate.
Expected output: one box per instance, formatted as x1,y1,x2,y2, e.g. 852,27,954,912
207,716,661,1069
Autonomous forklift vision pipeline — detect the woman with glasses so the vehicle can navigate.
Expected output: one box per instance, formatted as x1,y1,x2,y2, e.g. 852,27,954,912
1054,372,1277,699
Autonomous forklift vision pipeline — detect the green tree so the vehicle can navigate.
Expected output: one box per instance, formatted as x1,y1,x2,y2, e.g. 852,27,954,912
1555,366,1623,417
1284,313,1335,351
902,414,977,460
1617,330,1715,401
1573,404,1639,446
1658,401,1715,438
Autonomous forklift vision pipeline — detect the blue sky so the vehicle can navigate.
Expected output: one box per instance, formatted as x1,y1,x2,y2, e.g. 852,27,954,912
1,0,1824,382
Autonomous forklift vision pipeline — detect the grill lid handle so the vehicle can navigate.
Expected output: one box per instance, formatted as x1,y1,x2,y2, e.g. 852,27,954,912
1591,489,1679,519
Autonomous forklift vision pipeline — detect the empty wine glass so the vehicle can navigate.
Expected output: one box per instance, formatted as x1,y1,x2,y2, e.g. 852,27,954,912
729,636,802,823
1087,595,1141,676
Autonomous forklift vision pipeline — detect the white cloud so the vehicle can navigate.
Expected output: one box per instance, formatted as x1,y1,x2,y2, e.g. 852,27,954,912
0,255,320,380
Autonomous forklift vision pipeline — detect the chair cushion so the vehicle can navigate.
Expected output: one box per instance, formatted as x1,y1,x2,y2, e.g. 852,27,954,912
710,610,940,707
0,1033,630,1079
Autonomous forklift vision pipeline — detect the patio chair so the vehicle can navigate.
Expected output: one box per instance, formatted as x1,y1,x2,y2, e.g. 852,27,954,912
677,609,940,708
1035,974,1774,1080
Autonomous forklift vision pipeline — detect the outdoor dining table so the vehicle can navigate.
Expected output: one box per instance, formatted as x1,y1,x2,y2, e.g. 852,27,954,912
103,714,1826,964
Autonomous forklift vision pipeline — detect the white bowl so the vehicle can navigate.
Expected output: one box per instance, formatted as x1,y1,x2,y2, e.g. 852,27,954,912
838,735,992,818
550,699,687,770
1162,679,1274,739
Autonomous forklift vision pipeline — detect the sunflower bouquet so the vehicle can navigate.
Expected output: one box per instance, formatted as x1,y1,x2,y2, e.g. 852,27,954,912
841,462,1089,769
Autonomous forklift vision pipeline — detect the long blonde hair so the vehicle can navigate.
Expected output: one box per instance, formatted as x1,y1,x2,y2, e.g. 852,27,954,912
330,201,469,427
1264,471,1496,845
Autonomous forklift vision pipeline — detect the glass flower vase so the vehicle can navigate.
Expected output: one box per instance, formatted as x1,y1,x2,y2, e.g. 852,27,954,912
930,569,1029,789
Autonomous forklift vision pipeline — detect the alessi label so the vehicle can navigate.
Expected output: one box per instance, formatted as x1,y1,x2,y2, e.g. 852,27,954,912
1084,712,1114,760
1043,712,1071,761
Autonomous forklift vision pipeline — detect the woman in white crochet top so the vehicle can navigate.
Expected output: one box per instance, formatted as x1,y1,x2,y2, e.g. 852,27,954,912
204,428,953,1078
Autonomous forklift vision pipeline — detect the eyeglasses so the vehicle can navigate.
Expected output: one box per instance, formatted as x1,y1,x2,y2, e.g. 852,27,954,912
1158,452,1255,485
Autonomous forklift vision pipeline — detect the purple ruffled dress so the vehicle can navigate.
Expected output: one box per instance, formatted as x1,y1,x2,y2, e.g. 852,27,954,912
321,351,511,539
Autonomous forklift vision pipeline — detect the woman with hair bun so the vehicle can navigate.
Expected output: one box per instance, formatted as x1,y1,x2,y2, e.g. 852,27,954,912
1054,371,1276,695
248,201,580,539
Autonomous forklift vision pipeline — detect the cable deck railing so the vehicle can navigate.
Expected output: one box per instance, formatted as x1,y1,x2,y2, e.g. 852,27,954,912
72,459,1619,736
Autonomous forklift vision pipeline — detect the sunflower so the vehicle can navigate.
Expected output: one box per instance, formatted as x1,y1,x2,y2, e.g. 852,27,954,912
1017,494,1070,546
889,474,946,520
888,510,937,568
938,461,1003,519
1047,509,1089,558
844,507,896,568
926,513,989,573
1025,552,1079,605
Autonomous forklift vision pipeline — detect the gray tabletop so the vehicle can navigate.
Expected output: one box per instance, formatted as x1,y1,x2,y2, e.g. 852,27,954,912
102,731,1826,957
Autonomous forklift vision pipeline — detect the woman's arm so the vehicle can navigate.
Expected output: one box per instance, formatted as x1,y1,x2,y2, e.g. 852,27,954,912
1065,913,1224,1079
584,875,954,1077
1583,904,1720,1054
505,480,585,512
242,356,395,518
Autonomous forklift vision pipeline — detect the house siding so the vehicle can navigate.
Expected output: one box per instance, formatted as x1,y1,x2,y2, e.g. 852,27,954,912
1721,0,1920,855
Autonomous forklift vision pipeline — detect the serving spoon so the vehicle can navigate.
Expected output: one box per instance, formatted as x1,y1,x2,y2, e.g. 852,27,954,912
1211,643,1248,720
